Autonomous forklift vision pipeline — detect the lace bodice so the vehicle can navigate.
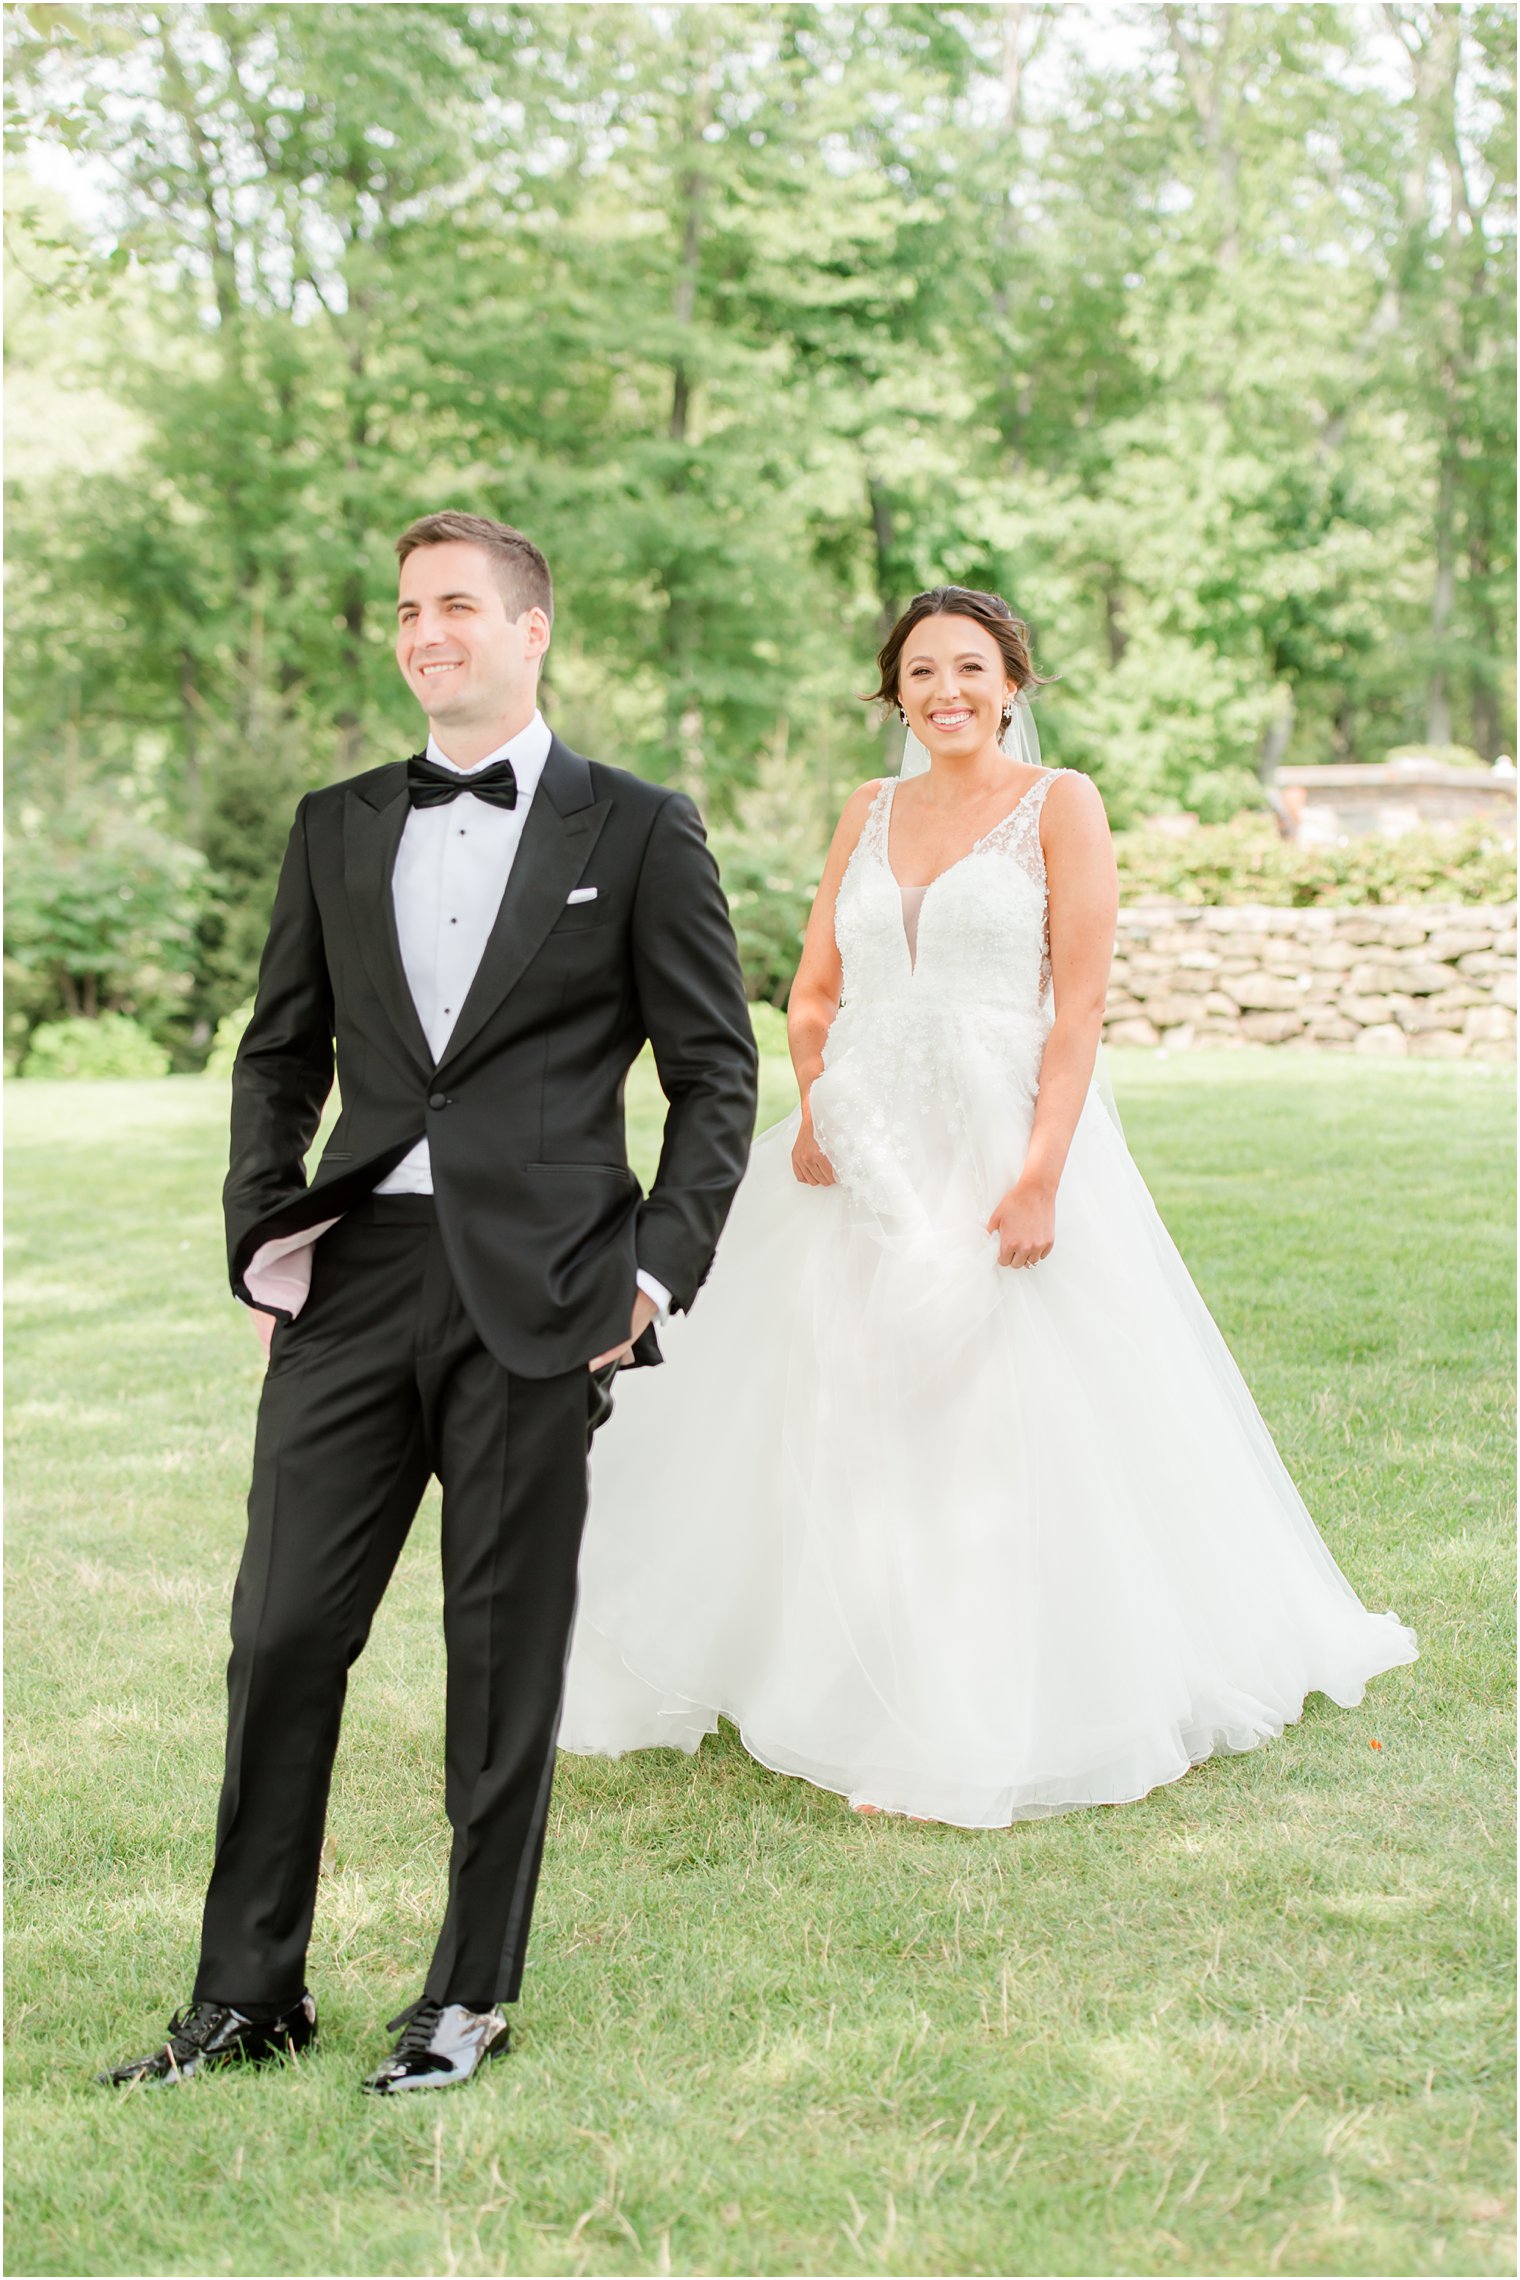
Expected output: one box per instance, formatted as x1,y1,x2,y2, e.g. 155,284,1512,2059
836,771,1060,1009
810,770,1068,1222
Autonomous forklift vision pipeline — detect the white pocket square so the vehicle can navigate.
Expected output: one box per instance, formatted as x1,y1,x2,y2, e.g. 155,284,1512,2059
566,886,598,904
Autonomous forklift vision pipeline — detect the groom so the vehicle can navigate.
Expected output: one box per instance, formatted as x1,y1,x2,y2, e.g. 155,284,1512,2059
102,511,758,2094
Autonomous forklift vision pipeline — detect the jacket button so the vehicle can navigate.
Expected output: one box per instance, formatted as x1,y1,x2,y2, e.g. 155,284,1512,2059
428,1092,450,1110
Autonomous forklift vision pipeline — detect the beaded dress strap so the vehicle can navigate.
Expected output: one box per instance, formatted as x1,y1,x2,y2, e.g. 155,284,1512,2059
981,770,1060,878
987,771,1066,998
858,776,896,863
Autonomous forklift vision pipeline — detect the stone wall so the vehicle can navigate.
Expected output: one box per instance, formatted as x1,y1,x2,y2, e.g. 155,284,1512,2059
1104,903,1517,1058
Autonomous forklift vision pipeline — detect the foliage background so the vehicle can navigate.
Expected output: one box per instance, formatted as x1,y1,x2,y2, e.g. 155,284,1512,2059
4,0,1516,1053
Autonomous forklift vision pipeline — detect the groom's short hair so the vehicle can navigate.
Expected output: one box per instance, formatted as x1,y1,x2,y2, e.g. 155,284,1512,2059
395,511,554,626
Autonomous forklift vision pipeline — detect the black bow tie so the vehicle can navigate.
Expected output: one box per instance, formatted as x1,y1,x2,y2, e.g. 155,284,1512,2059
406,753,519,811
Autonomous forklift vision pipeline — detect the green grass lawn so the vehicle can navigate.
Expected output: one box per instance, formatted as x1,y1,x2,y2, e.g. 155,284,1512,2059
5,1053,1514,2279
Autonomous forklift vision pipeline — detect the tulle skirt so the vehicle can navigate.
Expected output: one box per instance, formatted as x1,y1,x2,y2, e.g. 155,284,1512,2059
560,1081,1416,1827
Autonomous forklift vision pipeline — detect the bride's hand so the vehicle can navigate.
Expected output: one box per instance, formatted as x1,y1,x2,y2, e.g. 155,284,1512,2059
987,1178,1055,1268
792,1114,836,1186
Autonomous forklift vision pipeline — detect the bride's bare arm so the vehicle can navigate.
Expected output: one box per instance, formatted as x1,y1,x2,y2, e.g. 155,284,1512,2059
987,774,1117,1264
786,780,882,1185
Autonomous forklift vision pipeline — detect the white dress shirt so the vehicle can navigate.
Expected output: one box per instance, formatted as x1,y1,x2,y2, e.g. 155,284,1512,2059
376,713,552,1194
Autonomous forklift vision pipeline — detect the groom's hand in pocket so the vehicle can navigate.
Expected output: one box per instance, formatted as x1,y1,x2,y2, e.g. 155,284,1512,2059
589,1287,660,1372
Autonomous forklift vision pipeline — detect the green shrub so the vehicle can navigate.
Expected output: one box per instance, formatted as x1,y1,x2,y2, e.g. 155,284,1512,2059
5,812,212,1043
203,998,254,1079
720,851,815,1007
23,1014,172,1080
1114,816,1517,906
748,1001,790,1057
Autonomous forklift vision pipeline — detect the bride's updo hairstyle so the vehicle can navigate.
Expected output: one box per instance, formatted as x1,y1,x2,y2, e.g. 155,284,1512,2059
867,586,1054,715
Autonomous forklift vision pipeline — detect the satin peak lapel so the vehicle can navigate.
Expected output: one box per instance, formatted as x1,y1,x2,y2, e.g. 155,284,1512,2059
342,766,434,1075
436,743,609,1073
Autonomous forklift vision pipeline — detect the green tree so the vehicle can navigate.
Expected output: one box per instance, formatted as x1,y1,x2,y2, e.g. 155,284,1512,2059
3,0,1513,1029
5,808,212,1054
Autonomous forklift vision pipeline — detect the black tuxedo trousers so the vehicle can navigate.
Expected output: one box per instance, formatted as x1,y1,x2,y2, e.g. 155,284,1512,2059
194,1198,617,2012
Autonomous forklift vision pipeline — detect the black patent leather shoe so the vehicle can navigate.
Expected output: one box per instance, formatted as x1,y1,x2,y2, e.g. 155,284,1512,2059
362,1996,510,2094
97,1992,317,2086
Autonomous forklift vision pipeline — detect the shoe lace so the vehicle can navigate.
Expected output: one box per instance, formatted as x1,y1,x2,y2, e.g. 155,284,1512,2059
162,2003,234,2061
385,1998,445,2063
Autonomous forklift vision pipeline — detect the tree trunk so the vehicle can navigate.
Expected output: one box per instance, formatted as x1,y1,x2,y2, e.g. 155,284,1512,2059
157,23,242,337
336,562,368,774
1164,4,1239,269
243,594,266,749
1382,7,1468,754
1468,522,1500,758
1425,438,1457,747
665,39,714,791
1103,581,1128,669
669,38,712,449
868,475,897,645
336,331,370,774
1255,689,1295,784
866,475,904,766
179,648,201,831
1330,695,1355,763
1165,4,1239,417
335,151,375,775
156,17,268,795
989,2,1044,459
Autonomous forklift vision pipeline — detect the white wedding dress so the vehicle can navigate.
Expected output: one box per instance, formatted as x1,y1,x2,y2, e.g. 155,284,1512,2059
559,771,1417,1826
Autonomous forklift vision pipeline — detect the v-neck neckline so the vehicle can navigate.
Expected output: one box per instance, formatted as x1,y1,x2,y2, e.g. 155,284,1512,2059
882,771,1049,895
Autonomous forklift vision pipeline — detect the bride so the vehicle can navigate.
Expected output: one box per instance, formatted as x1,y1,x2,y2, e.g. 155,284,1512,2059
560,586,1416,1827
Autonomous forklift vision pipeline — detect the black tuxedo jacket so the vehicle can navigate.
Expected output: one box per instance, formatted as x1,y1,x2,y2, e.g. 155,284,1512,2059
224,736,759,1378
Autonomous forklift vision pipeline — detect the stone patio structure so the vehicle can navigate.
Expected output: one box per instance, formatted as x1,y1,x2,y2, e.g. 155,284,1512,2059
1274,758,1517,846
